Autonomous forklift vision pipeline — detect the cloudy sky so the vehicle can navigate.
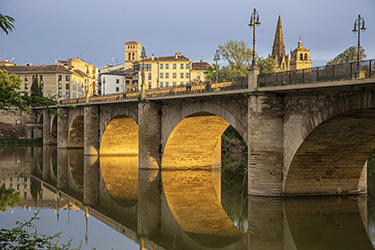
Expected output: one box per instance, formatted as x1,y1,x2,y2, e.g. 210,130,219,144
1,0,374,68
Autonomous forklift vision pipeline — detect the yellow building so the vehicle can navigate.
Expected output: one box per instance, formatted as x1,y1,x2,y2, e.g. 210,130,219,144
58,58,98,96
290,41,312,70
191,60,211,83
132,53,192,89
0,64,90,100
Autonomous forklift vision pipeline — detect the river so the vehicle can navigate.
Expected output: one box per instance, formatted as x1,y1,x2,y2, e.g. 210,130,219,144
0,147,375,250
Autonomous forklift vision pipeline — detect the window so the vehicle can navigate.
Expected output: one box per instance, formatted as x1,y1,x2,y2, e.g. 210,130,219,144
160,82,164,88
116,79,119,84
40,75,43,81
66,92,70,99
58,75,62,81
304,53,308,60
25,83,28,90
66,75,70,81
186,73,190,78
58,91,62,97
180,73,184,78
59,83,62,89
300,53,303,60
148,82,152,89
173,64,176,69
165,73,169,78
160,64,164,69
25,76,28,82
116,87,119,92
180,82,184,85
165,64,169,69
148,73,151,80
166,82,169,87
180,64,184,69
186,63,190,69
32,75,35,80
160,73,164,78
173,82,177,86
197,73,201,80
66,84,70,90
173,73,176,78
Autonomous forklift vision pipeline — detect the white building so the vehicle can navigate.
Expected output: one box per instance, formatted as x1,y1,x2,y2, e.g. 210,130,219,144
99,64,132,95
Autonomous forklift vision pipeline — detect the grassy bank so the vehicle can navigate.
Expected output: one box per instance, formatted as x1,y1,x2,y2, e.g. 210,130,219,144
0,138,43,148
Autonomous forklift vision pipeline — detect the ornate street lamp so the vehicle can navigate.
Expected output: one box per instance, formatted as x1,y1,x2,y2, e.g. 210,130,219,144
141,47,146,90
352,14,366,78
249,8,260,68
213,49,220,83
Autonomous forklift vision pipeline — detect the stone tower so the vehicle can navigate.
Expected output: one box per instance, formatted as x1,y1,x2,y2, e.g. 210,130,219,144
290,40,312,70
270,16,289,72
124,41,142,70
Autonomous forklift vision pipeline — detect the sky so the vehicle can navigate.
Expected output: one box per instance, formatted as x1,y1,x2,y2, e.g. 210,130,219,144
1,0,374,68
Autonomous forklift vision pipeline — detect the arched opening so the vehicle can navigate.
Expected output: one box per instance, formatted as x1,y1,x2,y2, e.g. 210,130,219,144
162,113,247,246
99,116,138,206
304,53,308,60
284,109,375,196
69,115,84,148
300,53,303,60
51,116,57,142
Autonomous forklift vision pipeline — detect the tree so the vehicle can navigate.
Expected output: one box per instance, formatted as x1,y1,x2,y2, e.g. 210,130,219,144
326,46,367,65
0,14,15,35
31,72,42,97
257,57,276,74
218,40,254,78
0,69,59,117
0,187,22,212
218,40,275,78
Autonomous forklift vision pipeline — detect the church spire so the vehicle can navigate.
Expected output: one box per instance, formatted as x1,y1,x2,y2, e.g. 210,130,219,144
272,16,286,63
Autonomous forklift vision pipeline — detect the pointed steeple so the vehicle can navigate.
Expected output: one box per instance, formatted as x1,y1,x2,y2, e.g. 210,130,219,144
271,16,286,65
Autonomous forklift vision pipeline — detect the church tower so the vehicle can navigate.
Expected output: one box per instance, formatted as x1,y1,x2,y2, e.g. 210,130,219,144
124,41,142,70
290,40,312,70
270,16,289,72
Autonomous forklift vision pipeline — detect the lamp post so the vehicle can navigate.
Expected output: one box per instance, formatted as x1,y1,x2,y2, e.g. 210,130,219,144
249,8,260,68
352,14,366,78
141,47,146,90
213,49,220,83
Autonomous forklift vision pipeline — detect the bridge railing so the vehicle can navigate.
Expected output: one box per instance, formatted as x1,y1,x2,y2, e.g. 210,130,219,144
258,59,375,87
145,77,248,98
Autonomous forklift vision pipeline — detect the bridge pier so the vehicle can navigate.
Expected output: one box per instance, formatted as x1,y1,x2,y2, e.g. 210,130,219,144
138,102,161,170
43,109,52,145
57,108,69,148
248,93,284,196
84,105,99,156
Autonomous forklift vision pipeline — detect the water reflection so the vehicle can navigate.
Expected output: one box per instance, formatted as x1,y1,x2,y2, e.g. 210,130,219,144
1,147,375,250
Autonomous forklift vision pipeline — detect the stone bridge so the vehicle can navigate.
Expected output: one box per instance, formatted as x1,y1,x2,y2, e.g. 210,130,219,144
39,61,375,197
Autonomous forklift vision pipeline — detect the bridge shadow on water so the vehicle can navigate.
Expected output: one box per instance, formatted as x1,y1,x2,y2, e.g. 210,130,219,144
1,147,375,249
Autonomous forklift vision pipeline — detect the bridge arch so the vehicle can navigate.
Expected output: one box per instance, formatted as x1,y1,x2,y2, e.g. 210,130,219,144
284,92,375,195
162,101,247,147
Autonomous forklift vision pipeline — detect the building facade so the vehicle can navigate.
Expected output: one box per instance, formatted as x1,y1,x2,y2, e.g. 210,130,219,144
0,64,89,100
124,41,142,70
290,41,312,70
99,65,133,95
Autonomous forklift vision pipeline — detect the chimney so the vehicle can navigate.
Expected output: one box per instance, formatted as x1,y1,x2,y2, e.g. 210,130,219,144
152,54,154,60
175,53,178,59
178,52,182,57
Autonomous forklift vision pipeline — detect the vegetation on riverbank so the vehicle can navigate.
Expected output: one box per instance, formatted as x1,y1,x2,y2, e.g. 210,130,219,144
0,138,42,148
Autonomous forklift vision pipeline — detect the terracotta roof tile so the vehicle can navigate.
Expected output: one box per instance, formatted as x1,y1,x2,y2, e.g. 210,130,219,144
192,62,211,70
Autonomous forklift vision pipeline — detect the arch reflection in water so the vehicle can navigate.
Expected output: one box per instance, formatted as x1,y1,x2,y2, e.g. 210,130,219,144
100,156,138,206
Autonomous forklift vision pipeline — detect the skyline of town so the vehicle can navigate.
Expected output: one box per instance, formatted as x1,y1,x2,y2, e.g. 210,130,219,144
1,0,374,68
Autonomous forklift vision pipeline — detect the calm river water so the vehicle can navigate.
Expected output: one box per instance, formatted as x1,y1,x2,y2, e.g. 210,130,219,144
1,147,375,250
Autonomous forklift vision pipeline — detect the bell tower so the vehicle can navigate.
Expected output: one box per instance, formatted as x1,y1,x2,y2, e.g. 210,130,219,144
124,41,142,70
290,40,312,70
